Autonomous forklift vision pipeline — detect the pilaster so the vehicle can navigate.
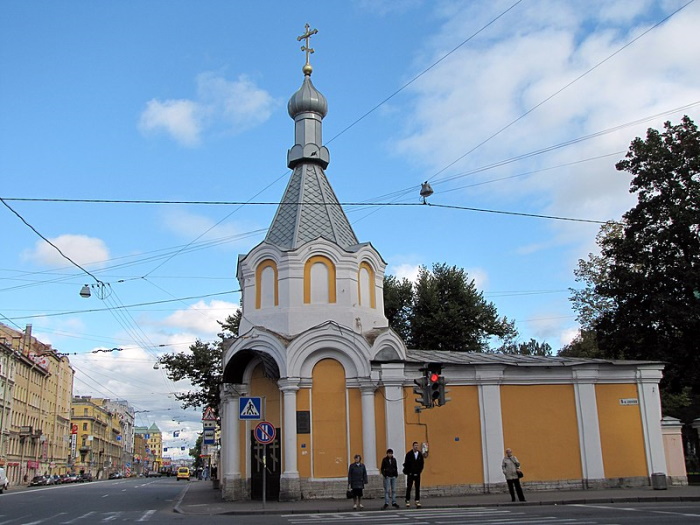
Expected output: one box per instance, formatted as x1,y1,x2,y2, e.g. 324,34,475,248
476,367,505,489
278,378,301,501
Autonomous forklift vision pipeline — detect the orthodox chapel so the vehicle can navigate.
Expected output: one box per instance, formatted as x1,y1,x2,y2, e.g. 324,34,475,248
219,27,683,502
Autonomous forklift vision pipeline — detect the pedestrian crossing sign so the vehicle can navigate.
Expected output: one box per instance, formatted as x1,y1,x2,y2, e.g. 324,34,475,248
239,397,262,420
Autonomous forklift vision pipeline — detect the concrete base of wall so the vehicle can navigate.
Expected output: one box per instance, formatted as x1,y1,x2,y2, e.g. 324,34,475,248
220,475,248,501
220,475,667,501
280,475,302,501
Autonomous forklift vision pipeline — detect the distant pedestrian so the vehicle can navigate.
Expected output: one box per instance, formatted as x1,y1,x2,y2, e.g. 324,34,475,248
403,442,424,507
380,448,400,509
348,454,368,510
502,448,525,502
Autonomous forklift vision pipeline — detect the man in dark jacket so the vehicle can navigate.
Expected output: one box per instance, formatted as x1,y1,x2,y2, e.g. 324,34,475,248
403,442,424,507
380,449,399,509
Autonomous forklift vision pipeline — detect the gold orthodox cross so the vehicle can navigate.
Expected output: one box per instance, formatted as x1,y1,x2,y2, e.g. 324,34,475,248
297,23,318,69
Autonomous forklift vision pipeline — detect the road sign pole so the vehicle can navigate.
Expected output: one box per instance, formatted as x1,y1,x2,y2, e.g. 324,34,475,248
262,445,267,509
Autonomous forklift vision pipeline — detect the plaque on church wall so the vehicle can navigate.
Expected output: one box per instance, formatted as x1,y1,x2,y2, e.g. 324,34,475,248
297,411,311,434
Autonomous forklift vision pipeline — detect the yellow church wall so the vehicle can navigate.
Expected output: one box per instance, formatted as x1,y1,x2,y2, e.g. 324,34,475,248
237,364,283,478
374,389,387,470
296,387,312,479
501,385,582,481
403,385,483,486
311,359,348,478
250,365,281,426
595,384,648,478
348,387,363,461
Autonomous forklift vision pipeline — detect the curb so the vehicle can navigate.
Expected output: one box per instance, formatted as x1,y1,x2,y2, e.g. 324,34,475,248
175,493,700,516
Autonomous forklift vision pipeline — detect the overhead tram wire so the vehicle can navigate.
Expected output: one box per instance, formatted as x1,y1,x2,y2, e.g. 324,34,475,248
323,0,525,146
4,99,699,212
5,289,239,321
419,0,697,187
352,1,698,219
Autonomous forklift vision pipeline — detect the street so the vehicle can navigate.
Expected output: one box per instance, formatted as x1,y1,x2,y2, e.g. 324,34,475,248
270,503,700,525
0,476,189,524
2,478,700,524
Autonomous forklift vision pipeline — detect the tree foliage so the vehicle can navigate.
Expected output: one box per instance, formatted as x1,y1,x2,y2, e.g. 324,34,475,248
384,263,518,352
499,338,553,356
383,274,413,343
159,311,241,416
570,116,700,413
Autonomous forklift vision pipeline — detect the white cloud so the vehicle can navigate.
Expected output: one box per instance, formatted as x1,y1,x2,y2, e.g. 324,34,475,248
22,234,110,268
392,0,700,252
139,99,201,146
197,72,278,131
138,72,278,146
163,300,239,336
390,263,420,282
159,207,252,246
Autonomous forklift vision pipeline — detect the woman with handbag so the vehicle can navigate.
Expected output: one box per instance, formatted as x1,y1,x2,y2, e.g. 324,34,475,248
501,448,526,502
348,454,368,510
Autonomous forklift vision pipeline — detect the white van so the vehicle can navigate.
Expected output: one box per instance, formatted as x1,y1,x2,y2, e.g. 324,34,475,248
0,467,8,493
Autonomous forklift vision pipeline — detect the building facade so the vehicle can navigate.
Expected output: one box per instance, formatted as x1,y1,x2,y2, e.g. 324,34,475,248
219,32,674,502
134,423,162,473
0,323,74,485
71,396,125,478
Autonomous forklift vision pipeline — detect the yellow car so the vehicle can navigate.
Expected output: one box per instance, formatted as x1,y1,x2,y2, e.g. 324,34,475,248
176,467,190,481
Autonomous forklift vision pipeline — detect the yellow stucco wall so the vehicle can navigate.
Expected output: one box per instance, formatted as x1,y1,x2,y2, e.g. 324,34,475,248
501,385,582,481
311,359,347,477
595,384,648,478
297,387,311,478
403,384,483,486
348,387,363,462
236,365,283,478
374,389,387,470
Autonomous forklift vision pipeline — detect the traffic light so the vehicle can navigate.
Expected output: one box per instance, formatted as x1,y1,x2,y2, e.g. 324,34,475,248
413,376,430,408
427,369,440,406
438,376,450,406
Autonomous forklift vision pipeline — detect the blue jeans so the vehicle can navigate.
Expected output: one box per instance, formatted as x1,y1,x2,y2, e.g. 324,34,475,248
383,476,397,505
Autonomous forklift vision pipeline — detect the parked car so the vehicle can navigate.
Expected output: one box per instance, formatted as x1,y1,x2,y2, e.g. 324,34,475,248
108,472,122,479
176,467,190,481
29,475,51,487
50,474,61,485
77,472,93,482
0,467,8,493
145,471,162,478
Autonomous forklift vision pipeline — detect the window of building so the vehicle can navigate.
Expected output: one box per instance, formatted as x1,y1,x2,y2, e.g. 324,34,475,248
304,256,336,304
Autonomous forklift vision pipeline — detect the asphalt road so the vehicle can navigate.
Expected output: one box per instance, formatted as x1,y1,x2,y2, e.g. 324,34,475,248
3,479,700,525
0,476,189,524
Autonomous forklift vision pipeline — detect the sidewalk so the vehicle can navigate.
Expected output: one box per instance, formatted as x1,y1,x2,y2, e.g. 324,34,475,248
174,479,700,516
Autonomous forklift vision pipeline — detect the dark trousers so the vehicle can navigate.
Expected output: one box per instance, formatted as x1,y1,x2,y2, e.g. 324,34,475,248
507,478,525,501
405,473,421,501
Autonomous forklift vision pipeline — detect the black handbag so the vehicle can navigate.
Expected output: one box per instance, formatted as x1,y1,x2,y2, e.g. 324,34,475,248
516,469,524,479
346,489,354,499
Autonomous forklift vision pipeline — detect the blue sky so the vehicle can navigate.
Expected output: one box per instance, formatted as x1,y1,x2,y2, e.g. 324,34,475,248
2,0,699,455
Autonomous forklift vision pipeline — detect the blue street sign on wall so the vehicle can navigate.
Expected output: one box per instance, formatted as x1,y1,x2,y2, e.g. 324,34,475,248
239,397,262,420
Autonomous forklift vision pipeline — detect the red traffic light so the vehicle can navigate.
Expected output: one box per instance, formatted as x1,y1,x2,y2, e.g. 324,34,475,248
429,372,439,383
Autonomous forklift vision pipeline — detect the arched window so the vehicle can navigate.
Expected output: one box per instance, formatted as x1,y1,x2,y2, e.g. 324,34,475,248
255,259,279,309
304,256,336,304
357,261,376,308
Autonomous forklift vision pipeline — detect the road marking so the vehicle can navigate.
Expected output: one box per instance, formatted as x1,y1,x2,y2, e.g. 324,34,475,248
137,510,157,522
59,512,94,524
101,513,120,522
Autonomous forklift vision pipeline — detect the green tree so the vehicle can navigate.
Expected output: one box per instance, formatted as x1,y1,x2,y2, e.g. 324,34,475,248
576,116,700,413
570,222,622,331
383,275,413,343
499,338,553,356
159,311,241,416
558,329,603,358
189,433,204,468
385,263,517,352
